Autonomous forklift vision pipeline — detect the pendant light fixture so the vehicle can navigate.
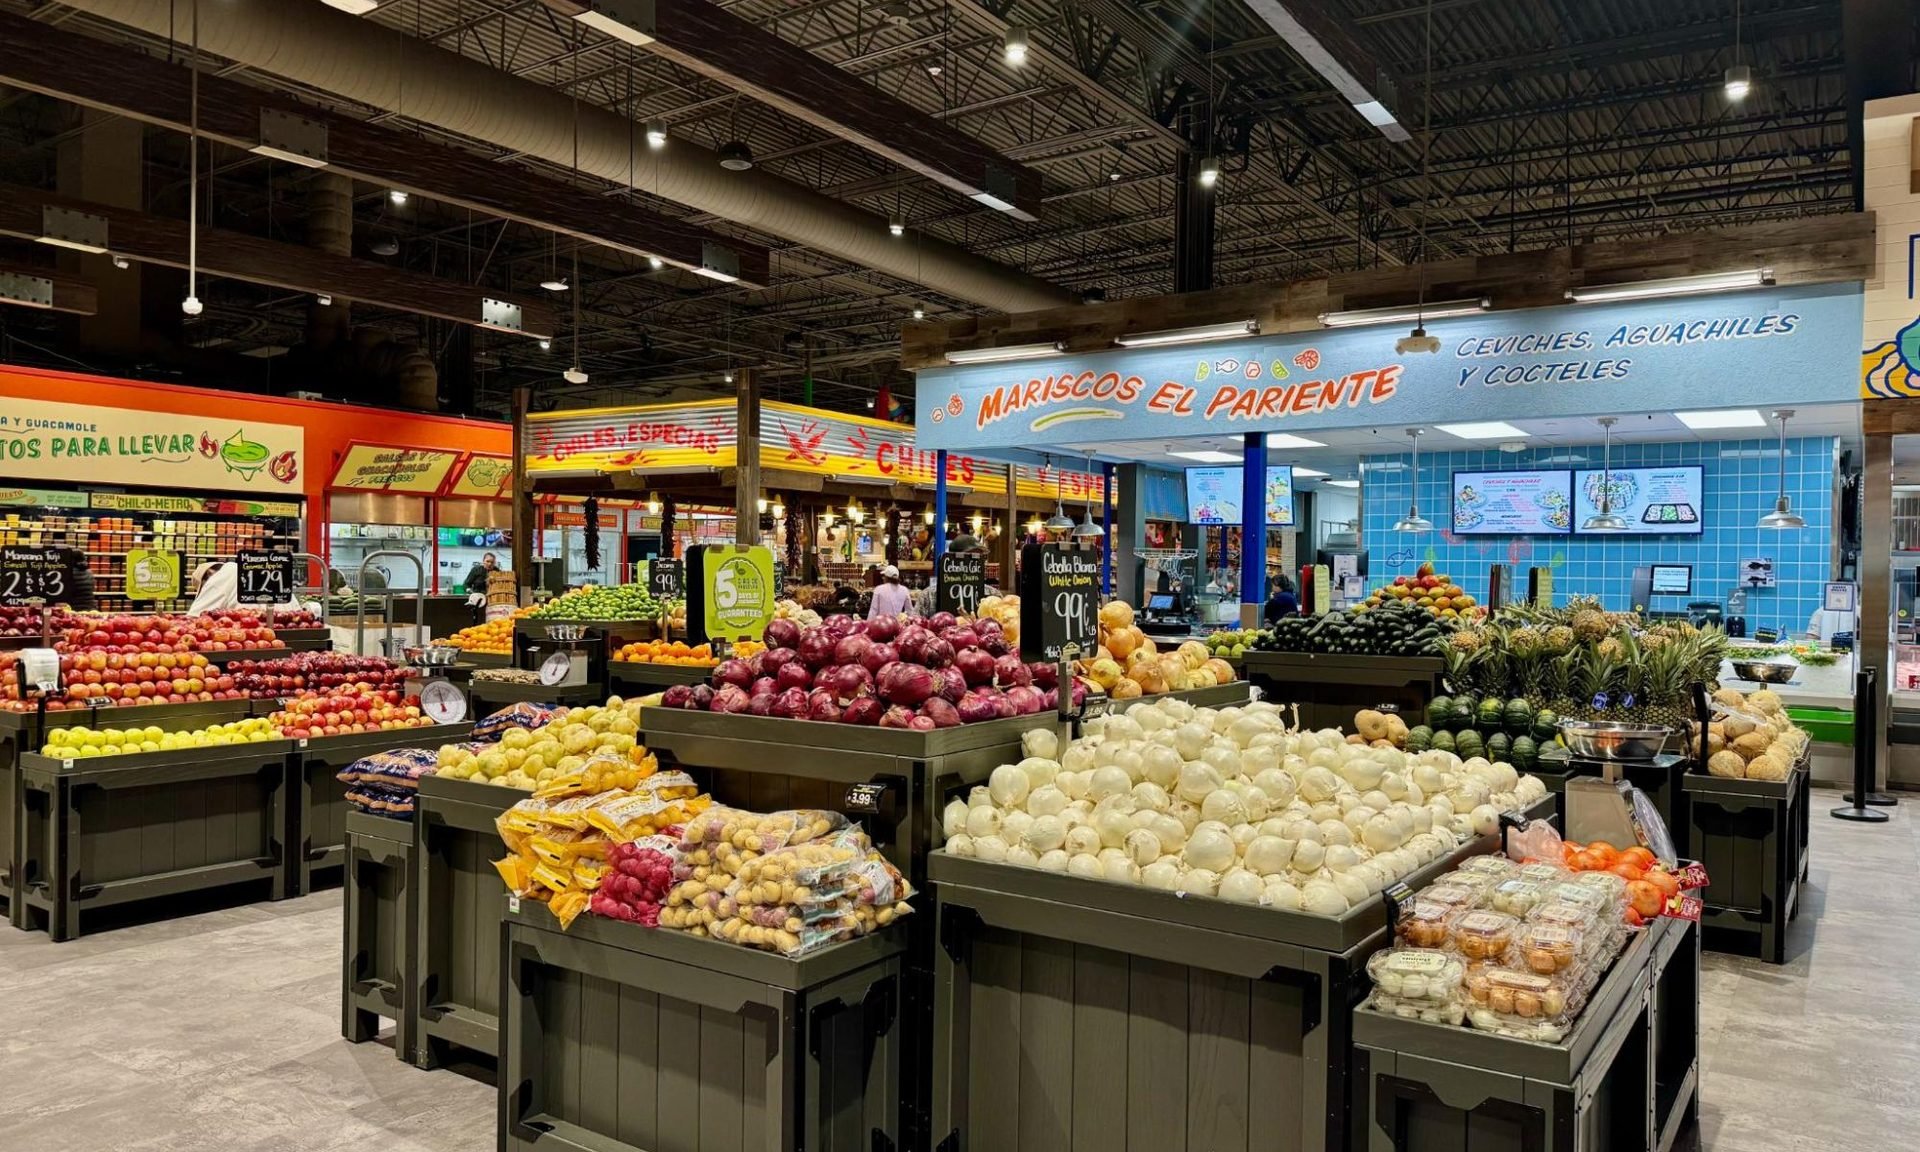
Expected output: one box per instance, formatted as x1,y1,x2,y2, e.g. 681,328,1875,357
1392,429,1433,532
182,0,203,317
562,246,588,384
1395,0,1442,356
1043,456,1076,535
1758,409,1806,529
1582,417,1629,531
1072,455,1105,540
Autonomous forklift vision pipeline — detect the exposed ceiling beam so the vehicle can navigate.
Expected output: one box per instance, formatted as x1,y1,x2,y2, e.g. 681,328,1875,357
0,263,98,314
541,0,1046,220
0,183,558,338
1237,0,1410,142
0,8,770,286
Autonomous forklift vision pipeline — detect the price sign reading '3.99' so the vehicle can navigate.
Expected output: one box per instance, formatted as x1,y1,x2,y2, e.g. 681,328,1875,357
0,546,75,607
1018,542,1100,662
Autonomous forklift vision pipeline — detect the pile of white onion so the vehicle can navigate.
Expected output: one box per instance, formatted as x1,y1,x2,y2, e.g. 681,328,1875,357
940,698,1549,916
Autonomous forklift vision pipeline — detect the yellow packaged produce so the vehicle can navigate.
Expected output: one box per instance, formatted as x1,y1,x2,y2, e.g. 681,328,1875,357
584,788,711,842
493,854,535,893
572,860,610,890
530,827,609,869
531,860,575,895
550,889,591,929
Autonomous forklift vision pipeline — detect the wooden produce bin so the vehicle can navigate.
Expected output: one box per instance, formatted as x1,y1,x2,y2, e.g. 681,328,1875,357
500,901,905,1152
413,771,525,1067
1355,915,1700,1152
290,723,475,897
17,735,293,941
1682,757,1808,964
927,826,1531,1152
342,809,418,1062
607,660,715,692
1242,653,1444,732
470,678,604,713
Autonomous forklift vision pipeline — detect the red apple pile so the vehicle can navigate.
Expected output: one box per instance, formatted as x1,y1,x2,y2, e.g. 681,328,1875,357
231,652,409,699
59,611,287,655
267,686,429,739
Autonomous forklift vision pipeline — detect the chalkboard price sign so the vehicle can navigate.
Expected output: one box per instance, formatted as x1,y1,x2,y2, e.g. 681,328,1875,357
772,560,787,596
236,549,295,605
936,551,986,619
1018,542,1101,662
0,546,75,607
646,558,685,600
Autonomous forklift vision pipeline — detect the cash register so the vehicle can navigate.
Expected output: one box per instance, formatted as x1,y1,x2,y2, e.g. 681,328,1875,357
1139,591,1193,636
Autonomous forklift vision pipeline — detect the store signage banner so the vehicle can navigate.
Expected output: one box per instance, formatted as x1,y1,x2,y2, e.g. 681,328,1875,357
330,443,460,493
0,486,87,508
914,284,1864,451
0,398,304,493
448,454,513,499
87,492,302,517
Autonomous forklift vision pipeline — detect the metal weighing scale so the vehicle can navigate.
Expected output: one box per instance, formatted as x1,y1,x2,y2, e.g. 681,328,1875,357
525,624,595,688
404,644,468,725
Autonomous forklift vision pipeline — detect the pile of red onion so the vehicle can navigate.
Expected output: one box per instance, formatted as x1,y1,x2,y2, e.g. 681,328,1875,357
658,612,1085,727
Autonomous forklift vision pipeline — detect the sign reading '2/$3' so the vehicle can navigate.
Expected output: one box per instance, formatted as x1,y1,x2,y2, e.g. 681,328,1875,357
913,283,1864,451
0,397,305,493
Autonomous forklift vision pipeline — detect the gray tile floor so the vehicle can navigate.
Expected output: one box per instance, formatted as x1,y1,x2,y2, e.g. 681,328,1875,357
0,787,1911,1151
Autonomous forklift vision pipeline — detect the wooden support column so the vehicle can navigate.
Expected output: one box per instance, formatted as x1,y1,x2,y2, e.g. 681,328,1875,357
511,386,534,602
735,370,761,546
1002,468,1020,589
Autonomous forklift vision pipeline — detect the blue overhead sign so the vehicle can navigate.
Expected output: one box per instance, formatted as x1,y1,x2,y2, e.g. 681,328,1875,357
913,284,1863,451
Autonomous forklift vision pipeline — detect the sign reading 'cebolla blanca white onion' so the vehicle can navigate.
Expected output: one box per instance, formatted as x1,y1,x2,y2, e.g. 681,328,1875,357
941,697,1549,917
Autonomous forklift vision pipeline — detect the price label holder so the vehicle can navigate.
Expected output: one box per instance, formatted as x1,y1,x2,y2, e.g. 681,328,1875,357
0,547,75,607
1382,881,1416,936
235,549,295,605
842,781,898,836
936,551,986,619
1017,542,1100,663
687,544,777,646
646,558,685,600
420,679,468,724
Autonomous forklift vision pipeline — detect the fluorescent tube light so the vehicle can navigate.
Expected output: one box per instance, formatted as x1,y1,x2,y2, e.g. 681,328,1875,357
1436,421,1526,440
1325,479,1360,488
575,9,655,45
1264,433,1327,449
1168,450,1242,464
970,191,1018,213
693,267,738,283
323,0,382,13
1675,409,1766,430
1566,269,1772,303
1320,297,1489,327
1114,320,1258,348
249,144,329,169
1352,100,1398,128
35,236,109,255
1292,466,1328,478
944,341,1066,365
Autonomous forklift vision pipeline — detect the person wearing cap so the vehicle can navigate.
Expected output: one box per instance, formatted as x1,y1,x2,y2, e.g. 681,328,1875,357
868,563,911,620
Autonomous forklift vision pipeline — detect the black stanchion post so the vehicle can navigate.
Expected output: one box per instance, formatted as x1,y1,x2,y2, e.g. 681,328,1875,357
1834,667,1890,823
1844,659,1899,806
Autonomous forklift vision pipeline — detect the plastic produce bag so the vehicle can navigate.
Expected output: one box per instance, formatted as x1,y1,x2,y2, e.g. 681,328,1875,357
337,746,438,791
473,702,562,742
1505,817,1565,866
677,807,846,854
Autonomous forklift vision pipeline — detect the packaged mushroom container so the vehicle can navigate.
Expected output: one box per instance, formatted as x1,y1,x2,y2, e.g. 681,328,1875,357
1487,877,1554,917
1366,950,1468,1024
1396,899,1465,950
1514,921,1584,975
1517,861,1572,886
1453,855,1522,882
1463,967,1586,1043
1452,910,1521,962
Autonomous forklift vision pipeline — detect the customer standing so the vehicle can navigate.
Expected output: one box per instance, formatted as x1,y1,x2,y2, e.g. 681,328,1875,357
868,564,911,620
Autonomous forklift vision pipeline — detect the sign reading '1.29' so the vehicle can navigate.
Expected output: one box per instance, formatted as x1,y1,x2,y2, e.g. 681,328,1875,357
236,550,296,605
1018,543,1100,662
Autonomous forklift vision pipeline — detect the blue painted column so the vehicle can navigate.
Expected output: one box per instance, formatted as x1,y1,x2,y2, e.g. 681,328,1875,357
1101,461,1115,596
1241,433,1264,627
933,449,949,561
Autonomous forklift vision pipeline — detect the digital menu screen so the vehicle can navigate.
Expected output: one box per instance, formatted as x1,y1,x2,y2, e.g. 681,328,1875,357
1186,466,1297,526
1573,466,1704,535
1450,470,1572,535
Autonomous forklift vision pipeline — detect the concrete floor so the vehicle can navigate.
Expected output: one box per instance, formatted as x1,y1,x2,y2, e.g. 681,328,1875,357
0,787,1911,1151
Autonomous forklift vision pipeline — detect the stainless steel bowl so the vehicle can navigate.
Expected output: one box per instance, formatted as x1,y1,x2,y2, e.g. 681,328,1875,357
1557,719,1671,761
544,624,588,642
1729,658,1797,684
406,645,460,667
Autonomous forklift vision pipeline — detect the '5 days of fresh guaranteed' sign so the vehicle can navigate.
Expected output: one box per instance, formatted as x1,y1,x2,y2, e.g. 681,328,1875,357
687,544,776,643
0,398,304,493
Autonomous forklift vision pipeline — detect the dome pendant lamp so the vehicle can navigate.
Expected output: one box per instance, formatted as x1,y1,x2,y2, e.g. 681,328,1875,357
1582,417,1629,531
1393,429,1434,532
1758,409,1806,529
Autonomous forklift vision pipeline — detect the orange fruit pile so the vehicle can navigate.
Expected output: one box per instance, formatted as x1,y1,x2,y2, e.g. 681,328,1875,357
613,639,717,666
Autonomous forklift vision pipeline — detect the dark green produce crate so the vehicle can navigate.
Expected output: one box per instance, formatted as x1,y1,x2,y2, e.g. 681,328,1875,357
17,738,291,941
413,771,523,1067
1682,757,1807,964
1241,652,1443,733
1356,916,1699,1152
288,723,473,896
500,901,904,1152
0,706,48,927
342,809,418,1062
607,660,714,691
470,678,604,712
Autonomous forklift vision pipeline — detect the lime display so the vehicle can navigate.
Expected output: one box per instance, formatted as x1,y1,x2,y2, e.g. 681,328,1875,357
528,584,670,621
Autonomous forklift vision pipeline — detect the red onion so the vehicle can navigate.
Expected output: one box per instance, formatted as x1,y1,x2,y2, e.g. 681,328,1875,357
909,714,937,731
896,625,935,665
877,661,936,706
1028,661,1059,690
954,647,996,687
1065,680,1089,710
661,684,694,709
980,630,1010,657
992,691,1017,718
711,684,752,713
921,636,956,669
770,687,810,719
833,633,874,667
748,692,776,716
842,696,884,725
764,617,802,650
921,697,962,728
942,626,980,651
879,704,918,729
957,690,1002,724
825,614,860,639
813,665,836,690
993,654,1032,688
1006,685,1045,715
1040,688,1057,710
798,627,837,669
775,661,814,692
826,664,872,702
751,676,778,698
713,659,755,689
865,614,901,643
759,647,799,673
929,611,959,632
936,667,967,704
860,642,898,674
690,684,715,709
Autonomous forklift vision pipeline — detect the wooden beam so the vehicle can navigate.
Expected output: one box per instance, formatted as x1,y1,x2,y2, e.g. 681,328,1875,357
0,183,558,339
735,368,760,545
545,0,1044,221
902,213,1878,368
1912,118,1920,195
0,10,768,287
0,264,98,315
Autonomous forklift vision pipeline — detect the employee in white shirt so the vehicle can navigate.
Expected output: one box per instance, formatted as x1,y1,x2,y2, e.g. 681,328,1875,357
868,564,912,620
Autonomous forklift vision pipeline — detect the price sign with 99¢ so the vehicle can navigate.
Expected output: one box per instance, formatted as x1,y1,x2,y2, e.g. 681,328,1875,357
646,558,684,600
937,551,986,619
0,546,75,607
1018,542,1101,662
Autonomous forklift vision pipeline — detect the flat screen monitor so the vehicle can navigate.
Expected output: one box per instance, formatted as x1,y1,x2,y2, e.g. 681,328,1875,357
1573,466,1704,534
1146,593,1175,611
1650,564,1692,595
1450,469,1573,534
1184,466,1298,526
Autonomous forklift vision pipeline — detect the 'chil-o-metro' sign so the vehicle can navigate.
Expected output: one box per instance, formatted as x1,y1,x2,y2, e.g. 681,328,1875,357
913,284,1863,451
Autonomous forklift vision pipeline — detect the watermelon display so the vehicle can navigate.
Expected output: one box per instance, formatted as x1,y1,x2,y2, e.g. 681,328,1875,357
1531,709,1559,742
1476,698,1505,731
1487,731,1511,760
1504,697,1534,735
1449,695,1478,731
1455,729,1484,760
1432,729,1456,754
1426,696,1453,730
1511,735,1538,770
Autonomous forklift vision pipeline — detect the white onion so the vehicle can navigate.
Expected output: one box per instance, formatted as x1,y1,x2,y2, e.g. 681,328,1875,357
1141,860,1181,889
1055,770,1089,800
1200,790,1249,827
1130,782,1172,813
1360,789,1392,812
1342,758,1386,791
1102,856,1141,884
1025,814,1068,854
1038,849,1071,873
1096,811,1135,849
1067,853,1105,879
1332,870,1370,906
965,806,1002,840
1298,766,1341,803
1262,878,1303,910
1061,743,1098,774
1025,785,1070,819
1219,868,1265,903
1141,745,1183,788
1000,810,1034,846
1183,822,1237,872
1470,804,1500,837
945,833,975,857
1301,880,1349,915
989,764,1031,807
1006,844,1038,868
1064,825,1103,856
1380,772,1409,801
942,799,969,838
1309,801,1344,824
1240,786,1272,823
1291,839,1326,873
1089,765,1133,801
1319,820,1355,848
1168,799,1202,835
1323,844,1361,873
1244,835,1296,876
1172,723,1211,760
1123,828,1163,866
1362,814,1402,854
1021,728,1059,762
1175,762,1224,803
1229,822,1261,854
1176,869,1219,897
1111,748,1145,783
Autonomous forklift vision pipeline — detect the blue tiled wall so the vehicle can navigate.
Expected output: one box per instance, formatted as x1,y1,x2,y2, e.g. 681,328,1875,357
1359,437,1836,634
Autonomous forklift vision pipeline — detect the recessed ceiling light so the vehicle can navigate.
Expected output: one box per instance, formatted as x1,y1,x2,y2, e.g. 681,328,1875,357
387,189,408,206
1168,450,1241,464
322,0,381,13
1325,479,1360,488
1264,433,1327,449
540,277,569,292
1292,466,1328,478
1676,409,1767,430
1436,421,1526,439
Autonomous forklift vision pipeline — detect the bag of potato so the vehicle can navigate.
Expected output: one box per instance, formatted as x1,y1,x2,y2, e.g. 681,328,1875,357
677,807,846,855
583,787,711,843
